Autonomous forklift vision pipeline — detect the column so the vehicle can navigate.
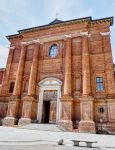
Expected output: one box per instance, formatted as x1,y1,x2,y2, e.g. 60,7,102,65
1,47,14,95
79,32,95,133
63,37,72,96
59,35,73,131
82,35,91,95
3,44,27,126
18,43,39,126
13,44,27,96
101,32,115,96
28,43,39,96
101,32,115,131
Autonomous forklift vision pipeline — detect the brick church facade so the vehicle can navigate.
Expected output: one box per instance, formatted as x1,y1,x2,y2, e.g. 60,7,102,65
0,16,115,133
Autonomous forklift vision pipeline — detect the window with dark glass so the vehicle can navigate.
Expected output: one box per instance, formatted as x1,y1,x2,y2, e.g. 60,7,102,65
99,107,104,113
9,82,15,93
96,77,104,91
49,44,58,58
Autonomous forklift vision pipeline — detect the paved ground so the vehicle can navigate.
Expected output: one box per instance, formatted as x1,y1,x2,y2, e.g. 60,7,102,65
0,125,115,150
0,145,102,150
0,145,101,150
20,123,66,131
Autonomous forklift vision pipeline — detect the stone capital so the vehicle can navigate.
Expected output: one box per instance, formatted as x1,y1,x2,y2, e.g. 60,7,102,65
9,46,15,49
21,41,28,45
63,34,72,41
100,31,110,36
64,34,72,38
80,31,88,36
21,39,43,46
80,31,91,37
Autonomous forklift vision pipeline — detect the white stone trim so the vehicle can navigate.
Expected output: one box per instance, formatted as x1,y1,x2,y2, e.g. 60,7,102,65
100,32,110,36
9,46,15,49
21,42,28,45
37,77,62,123
64,34,72,38
80,31,88,36
21,39,42,45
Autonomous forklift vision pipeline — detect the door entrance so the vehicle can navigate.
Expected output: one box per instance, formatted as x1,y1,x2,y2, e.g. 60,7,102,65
43,101,50,123
41,90,57,123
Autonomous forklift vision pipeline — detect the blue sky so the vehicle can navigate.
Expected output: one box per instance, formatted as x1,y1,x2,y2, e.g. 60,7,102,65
0,0,115,68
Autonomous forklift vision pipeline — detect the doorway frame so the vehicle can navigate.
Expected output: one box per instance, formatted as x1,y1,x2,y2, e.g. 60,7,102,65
37,77,62,123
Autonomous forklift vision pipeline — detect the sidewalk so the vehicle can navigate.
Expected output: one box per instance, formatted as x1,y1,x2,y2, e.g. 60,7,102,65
0,126,115,150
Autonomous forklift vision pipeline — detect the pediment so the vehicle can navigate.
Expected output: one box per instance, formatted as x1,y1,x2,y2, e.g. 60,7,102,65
39,77,62,86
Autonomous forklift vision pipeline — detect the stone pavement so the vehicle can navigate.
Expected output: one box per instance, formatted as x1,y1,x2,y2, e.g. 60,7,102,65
0,145,100,150
0,125,115,150
20,123,66,131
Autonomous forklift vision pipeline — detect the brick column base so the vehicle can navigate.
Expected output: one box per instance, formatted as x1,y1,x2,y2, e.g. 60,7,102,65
3,117,17,126
18,96,37,126
79,120,95,133
59,95,73,131
18,118,31,126
79,96,95,133
3,96,20,126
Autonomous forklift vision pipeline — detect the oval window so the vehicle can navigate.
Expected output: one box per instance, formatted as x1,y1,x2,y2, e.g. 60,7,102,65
49,44,58,58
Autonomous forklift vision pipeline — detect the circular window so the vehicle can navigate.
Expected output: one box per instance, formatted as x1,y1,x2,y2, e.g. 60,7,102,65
49,44,58,58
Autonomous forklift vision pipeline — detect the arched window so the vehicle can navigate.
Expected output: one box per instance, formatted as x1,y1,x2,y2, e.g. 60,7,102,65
49,44,58,58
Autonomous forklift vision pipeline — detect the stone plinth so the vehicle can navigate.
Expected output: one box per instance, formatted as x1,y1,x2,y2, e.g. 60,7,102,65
3,117,17,126
18,118,31,126
3,96,20,126
79,96,95,133
59,95,73,131
18,96,37,126
79,121,95,133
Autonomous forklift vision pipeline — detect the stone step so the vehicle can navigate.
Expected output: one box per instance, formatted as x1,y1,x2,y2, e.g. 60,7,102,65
19,123,66,132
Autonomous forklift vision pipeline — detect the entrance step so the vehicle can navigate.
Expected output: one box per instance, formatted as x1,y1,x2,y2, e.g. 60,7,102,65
19,123,66,132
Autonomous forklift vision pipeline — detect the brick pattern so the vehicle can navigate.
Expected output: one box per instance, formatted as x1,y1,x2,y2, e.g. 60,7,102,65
1,18,115,133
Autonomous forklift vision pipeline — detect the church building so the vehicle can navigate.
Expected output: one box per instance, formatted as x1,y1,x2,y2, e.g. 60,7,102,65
0,16,115,133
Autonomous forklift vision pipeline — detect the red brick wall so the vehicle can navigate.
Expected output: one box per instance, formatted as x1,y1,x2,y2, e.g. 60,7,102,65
0,69,5,95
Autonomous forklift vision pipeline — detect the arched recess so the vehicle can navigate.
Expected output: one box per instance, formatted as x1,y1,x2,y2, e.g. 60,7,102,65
37,77,62,123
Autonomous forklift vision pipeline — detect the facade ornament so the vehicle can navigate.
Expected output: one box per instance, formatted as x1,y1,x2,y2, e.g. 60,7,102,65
80,31,91,37
100,32,110,36
80,31,88,36
9,46,15,49
21,39,43,45
34,39,43,45
21,41,28,45
64,34,72,39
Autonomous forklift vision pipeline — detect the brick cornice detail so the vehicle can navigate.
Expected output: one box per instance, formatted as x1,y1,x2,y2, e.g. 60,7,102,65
21,31,92,45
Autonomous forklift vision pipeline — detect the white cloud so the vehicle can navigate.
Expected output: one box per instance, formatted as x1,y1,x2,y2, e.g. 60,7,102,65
0,45,9,68
0,0,115,68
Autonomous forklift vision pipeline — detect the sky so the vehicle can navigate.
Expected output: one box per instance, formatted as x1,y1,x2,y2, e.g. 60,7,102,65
0,0,115,68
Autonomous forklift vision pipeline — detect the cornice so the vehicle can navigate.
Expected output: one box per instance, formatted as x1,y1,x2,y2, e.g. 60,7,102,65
6,16,113,40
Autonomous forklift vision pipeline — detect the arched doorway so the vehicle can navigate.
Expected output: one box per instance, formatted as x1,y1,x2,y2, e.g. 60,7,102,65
37,77,62,123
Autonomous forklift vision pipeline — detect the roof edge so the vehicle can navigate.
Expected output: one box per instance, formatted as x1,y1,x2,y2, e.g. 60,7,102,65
6,16,113,39
18,16,92,33
6,34,22,40
91,16,113,26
